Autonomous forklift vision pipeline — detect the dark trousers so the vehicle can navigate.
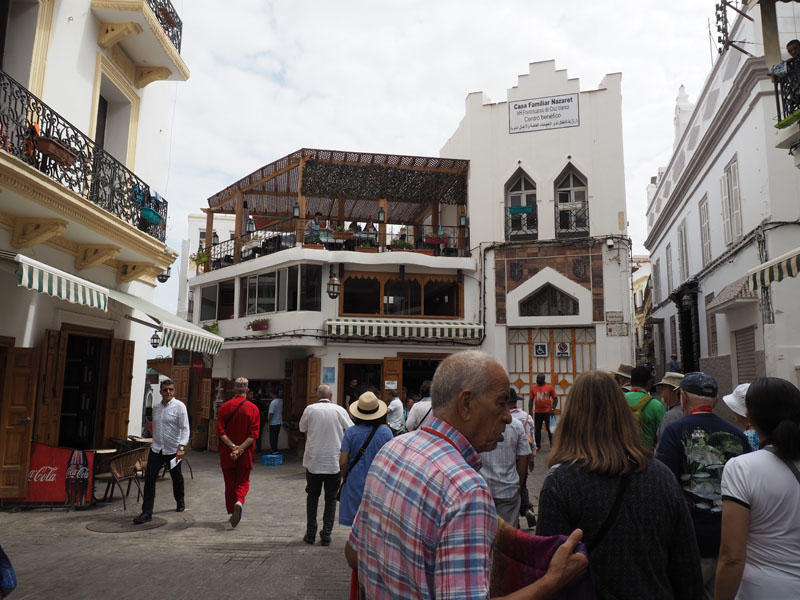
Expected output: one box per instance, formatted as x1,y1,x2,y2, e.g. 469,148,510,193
305,471,340,536
519,471,533,514
141,448,184,514
269,424,281,453
534,413,552,449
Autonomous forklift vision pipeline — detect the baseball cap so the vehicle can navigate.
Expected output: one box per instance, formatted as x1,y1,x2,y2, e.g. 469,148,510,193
680,372,719,398
657,372,684,389
722,383,750,417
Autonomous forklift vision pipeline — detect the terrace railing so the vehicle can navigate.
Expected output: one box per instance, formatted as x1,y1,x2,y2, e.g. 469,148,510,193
0,70,167,243
195,218,298,273
774,58,800,129
147,0,183,53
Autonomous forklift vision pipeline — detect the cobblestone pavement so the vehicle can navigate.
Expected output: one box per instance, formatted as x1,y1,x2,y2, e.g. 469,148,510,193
0,442,552,600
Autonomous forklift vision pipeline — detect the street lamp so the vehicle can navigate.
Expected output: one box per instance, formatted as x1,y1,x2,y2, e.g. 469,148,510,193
212,231,219,245
378,207,386,223
246,218,255,234
326,264,341,299
150,330,161,348
157,266,171,283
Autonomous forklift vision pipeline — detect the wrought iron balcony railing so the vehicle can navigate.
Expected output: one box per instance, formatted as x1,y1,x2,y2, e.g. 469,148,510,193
774,58,800,129
147,0,183,53
0,70,167,243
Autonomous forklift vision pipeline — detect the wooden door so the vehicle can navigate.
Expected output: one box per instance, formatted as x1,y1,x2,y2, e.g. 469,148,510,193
0,347,39,498
102,339,134,443
306,357,321,406
172,366,190,406
34,329,67,445
199,378,212,420
291,358,308,420
382,357,402,404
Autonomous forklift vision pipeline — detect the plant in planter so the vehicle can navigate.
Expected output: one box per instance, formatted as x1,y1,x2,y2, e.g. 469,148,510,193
246,318,270,332
202,321,219,334
390,239,414,250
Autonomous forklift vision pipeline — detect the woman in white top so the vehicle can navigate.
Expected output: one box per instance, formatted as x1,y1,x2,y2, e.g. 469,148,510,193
715,377,800,599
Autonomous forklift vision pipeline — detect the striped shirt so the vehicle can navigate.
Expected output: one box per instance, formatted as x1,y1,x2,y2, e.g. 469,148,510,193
349,417,497,600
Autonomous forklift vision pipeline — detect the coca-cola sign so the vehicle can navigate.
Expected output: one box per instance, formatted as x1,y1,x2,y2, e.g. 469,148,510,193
7,442,94,505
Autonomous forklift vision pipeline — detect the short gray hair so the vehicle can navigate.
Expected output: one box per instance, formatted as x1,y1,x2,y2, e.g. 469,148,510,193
317,384,332,399
431,350,501,411
234,377,248,393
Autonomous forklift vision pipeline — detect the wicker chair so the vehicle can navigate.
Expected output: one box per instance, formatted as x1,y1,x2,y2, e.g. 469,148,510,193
94,446,149,511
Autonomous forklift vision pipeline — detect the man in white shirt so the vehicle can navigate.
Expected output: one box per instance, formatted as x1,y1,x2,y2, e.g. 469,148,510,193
299,384,353,545
134,379,190,524
404,380,433,431
386,389,405,436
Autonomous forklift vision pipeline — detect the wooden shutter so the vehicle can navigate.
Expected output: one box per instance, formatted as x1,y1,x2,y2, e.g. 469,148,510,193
172,366,190,406
382,357,402,404
0,347,39,498
729,161,742,239
734,326,757,384
290,358,308,420
720,173,731,245
34,329,67,445
306,357,321,407
198,378,212,420
102,339,134,443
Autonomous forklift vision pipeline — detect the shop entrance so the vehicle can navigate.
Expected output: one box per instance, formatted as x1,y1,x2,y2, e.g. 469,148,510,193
59,335,105,449
401,357,443,400
341,361,382,407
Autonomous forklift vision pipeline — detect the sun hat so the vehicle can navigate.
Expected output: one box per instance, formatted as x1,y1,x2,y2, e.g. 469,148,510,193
610,363,633,379
349,391,388,421
680,372,719,398
722,383,750,417
657,372,684,389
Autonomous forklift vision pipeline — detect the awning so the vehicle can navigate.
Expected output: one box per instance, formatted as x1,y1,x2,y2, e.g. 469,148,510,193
107,288,224,355
15,254,108,310
746,246,800,291
325,318,483,342
706,277,758,313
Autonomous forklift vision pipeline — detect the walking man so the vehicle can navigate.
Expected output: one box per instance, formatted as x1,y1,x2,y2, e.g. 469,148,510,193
626,365,665,449
267,387,283,454
509,388,537,528
404,380,433,431
134,379,189,524
528,374,557,450
656,371,684,440
299,384,353,545
217,377,260,528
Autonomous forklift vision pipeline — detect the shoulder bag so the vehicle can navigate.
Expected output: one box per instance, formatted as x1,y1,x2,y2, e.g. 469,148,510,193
336,426,379,501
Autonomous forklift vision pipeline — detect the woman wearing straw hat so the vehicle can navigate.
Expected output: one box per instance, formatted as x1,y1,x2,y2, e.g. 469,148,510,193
338,392,394,527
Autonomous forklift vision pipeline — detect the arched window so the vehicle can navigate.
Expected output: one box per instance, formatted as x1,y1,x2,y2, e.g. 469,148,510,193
519,284,578,317
505,171,537,241
555,166,589,238
384,279,421,315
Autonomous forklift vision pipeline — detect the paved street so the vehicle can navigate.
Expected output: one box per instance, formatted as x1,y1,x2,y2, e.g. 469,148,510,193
0,443,552,600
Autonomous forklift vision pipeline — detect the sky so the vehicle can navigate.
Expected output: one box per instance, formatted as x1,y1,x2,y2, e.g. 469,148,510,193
153,0,729,316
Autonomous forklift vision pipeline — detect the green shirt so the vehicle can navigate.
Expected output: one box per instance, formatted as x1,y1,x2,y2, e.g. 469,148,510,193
626,388,665,449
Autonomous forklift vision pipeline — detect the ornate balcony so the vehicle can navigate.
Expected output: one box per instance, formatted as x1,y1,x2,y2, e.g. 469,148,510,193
774,58,800,129
0,70,167,243
146,0,182,53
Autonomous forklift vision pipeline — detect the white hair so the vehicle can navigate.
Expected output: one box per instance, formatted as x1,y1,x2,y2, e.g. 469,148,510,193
431,350,501,411
317,384,332,399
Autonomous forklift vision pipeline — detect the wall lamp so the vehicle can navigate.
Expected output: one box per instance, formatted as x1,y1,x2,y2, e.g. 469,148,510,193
150,329,161,348
459,213,467,227
212,231,219,245
326,264,341,299
293,202,300,218
246,218,256,234
157,266,171,283
378,207,386,223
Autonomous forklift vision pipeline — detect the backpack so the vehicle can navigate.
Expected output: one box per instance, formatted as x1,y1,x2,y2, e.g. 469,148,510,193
630,394,652,425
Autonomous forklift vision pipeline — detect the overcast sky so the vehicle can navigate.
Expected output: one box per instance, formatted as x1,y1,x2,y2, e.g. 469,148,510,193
154,0,730,314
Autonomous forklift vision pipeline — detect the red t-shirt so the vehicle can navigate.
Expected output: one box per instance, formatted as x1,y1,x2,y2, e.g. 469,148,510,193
530,384,557,414
217,396,261,469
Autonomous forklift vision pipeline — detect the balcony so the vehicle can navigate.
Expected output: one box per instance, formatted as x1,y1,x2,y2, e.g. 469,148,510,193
0,70,167,243
91,0,189,85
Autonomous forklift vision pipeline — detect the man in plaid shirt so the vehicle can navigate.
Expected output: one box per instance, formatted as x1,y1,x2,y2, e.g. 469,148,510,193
346,350,586,600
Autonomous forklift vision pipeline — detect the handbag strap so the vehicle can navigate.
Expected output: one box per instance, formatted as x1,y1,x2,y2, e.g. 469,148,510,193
765,446,800,485
223,398,249,431
341,426,380,484
586,474,631,553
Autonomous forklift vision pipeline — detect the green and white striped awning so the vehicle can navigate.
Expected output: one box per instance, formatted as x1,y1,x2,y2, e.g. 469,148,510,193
15,254,108,310
747,247,800,291
325,318,483,342
107,289,224,355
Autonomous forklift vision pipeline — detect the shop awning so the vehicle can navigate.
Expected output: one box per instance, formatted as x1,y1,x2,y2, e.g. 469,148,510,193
325,318,483,342
706,278,758,313
15,254,108,310
106,288,224,355
746,246,800,291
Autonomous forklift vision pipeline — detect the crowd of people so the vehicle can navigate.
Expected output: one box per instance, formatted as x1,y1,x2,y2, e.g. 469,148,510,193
136,353,800,599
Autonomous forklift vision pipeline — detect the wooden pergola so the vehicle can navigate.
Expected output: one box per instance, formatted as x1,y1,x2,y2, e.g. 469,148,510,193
203,148,469,257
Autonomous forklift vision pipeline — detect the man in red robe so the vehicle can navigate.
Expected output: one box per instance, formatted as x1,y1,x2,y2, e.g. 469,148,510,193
217,377,260,528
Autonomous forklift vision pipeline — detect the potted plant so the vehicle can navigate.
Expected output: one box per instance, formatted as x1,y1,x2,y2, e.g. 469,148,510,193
390,239,414,251
246,318,270,332
202,321,219,334
333,227,354,240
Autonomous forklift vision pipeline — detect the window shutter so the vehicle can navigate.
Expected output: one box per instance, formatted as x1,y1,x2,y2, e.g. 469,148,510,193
729,162,742,239
720,174,731,245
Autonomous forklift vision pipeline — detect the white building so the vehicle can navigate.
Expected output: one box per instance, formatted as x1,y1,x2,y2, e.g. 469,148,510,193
441,60,633,403
645,4,800,394
0,1,220,500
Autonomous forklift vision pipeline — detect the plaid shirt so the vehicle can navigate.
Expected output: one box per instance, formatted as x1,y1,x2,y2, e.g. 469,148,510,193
349,417,497,600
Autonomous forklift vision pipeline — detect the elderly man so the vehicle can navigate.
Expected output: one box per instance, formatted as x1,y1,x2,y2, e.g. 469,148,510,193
346,350,587,600
656,371,684,440
656,372,750,599
299,384,353,546
134,378,190,524
217,377,261,528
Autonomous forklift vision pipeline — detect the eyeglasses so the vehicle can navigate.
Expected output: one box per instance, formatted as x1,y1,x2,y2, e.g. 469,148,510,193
160,387,175,394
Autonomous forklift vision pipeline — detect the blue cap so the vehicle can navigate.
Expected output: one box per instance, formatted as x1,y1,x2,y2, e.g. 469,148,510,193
680,372,718,398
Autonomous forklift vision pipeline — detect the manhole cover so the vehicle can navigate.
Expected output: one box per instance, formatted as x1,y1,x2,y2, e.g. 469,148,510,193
86,515,167,533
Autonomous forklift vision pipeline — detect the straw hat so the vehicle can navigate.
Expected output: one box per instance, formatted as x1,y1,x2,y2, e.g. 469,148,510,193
657,372,684,390
723,383,750,417
610,363,633,379
349,391,388,421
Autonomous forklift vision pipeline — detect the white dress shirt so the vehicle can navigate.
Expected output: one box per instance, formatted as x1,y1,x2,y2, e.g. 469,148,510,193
405,398,432,431
151,398,190,454
299,400,353,473
386,396,404,430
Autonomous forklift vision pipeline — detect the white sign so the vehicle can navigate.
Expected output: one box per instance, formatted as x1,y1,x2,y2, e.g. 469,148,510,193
556,342,571,358
509,93,580,134
534,343,548,357
606,323,630,337
384,380,397,390
605,311,623,323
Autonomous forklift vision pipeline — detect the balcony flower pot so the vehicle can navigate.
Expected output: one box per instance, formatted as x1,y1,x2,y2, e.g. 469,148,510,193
303,243,324,249
412,249,435,256
34,136,76,167
246,319,270,331
202,322,219,334
424,235,448,245
140,206,164,226
333,230,354,240
355,246,378,253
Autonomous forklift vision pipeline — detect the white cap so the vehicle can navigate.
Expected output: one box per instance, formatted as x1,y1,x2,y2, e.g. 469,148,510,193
722,383,750,417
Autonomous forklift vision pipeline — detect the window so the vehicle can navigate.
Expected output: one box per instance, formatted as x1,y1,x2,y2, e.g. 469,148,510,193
670,314,679,359
200,285,217,321
341,271,462,318
423,279,459,317
555,167,589,238
666,244,674,292
218,280,235,320
240,265,309,317
720,159,742,245
699,196,711,266
519,284,578,316
200,280,234,321
677,221,689,282
505,171,537,240
705,292,717,357
343,276,381,314
383,279,422,315
300,264,321,311
652,259,661,304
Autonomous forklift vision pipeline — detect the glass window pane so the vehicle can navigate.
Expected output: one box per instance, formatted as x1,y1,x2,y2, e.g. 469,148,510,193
559,210,571,230
384,279,409,315
558,191,570,204
343,276,380,314
247,277,257,315
300,264,321,311
525,193,536,205
218,280,235,320
257,272,276,313
510,194,522,207
557,175,570,189
510,178,523,192
277,269,287,312
200,285,217,321
574,190,586,203
423,280,459,316
287,266,298,311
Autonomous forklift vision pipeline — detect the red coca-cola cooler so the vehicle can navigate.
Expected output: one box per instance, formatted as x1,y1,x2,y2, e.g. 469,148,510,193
7,443,94,506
